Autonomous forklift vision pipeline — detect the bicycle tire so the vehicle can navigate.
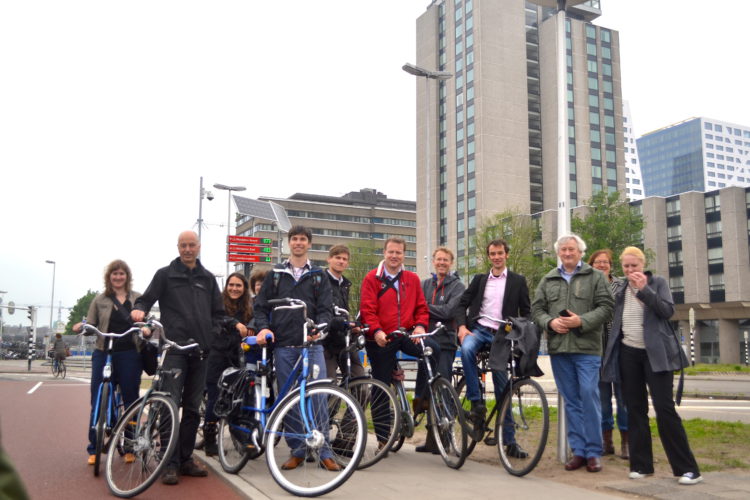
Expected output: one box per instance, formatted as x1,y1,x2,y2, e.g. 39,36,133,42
52,361,59,378
389,382,412,453
346,378,400,469
453,377,480,455
430,377,468,469
217,417,252,473
105,393,179,498
497,378,549,477
266,385,365,497
94,383,109,477
60,361,66,379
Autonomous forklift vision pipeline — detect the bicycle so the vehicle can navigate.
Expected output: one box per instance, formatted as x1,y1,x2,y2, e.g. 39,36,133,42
104,322,199,498
80,319,138,477
331,306,400,469
51,357,66,379
387,324,468,469
453,315,549,476
215,298,366,497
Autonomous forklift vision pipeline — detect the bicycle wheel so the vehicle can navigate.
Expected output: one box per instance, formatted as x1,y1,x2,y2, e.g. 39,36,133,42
389,382,412,453
60,360,66,379
217,416,252,473
266,385,365,497
496,378,549,477
430,377,467,469
52,361,59,378
346,378,400,468
105,394,179,498
94,383,109,477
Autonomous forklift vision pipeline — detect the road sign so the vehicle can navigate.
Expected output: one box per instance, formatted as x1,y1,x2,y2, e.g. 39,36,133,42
228,235,272,245
227,254,273,263
227,244,273,254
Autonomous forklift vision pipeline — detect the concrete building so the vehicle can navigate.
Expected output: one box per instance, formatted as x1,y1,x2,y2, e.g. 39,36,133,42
411,0,625,275
233,188,417,272
637,117,750,197
636,185,750,364
623,100,644,200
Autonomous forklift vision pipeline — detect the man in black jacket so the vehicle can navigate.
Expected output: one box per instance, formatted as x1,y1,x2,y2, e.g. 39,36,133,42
322,244,364,379
132,230,225,484
456,239,530,457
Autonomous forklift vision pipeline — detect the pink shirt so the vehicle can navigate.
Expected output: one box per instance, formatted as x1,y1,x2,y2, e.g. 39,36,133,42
477,269,507,330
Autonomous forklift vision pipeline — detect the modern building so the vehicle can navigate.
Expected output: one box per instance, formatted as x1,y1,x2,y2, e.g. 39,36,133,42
637,117,750,197
635,185,750,364
411,0,625,275
233,188,417,272
623,100,644,200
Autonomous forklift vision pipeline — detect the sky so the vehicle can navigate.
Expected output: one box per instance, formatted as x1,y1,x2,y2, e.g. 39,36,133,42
1,0,749,328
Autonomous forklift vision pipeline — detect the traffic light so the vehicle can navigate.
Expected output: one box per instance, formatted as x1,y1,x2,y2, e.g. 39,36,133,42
27,306,36,325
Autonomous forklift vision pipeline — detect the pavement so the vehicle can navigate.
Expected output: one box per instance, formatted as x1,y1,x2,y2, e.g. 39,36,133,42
2,359,750,499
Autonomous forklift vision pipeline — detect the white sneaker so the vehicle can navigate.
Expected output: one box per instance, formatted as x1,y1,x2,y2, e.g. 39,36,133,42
678,472,703,485
628,471,652,479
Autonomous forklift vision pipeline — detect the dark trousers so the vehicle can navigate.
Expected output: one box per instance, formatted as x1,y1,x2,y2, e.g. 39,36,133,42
619,344,699,476
88,348,142,455
162,352,208,466
324,346,365,381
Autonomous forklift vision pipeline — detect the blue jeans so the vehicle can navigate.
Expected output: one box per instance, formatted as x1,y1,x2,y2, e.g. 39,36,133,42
551,353,603,458
274,345,332,460
460,325,515,444
600,380,627,431
87,348,142,455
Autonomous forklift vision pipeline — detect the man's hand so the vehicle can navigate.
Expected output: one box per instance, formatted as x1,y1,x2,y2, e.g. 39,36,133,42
457,325,472,344
411,325,425,345
374,331,388,348
235,323,248,336
131,310,145,322
257,329,274,345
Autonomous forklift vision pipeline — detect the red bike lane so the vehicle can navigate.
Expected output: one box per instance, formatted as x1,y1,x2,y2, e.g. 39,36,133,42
0,376,244,500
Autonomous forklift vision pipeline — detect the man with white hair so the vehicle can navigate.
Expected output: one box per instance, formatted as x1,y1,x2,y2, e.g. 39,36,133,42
531,234,613,473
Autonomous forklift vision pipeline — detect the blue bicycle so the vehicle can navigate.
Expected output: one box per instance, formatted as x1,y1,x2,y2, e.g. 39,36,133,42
214,298,366,497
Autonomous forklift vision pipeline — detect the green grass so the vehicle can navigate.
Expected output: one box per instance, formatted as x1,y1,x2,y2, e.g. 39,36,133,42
684,363,750,375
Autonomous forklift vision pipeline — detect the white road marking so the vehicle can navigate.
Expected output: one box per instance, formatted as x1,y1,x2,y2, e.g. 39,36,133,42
27,382,43,394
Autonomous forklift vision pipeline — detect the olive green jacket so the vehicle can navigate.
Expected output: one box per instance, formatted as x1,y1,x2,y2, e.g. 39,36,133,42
531,263,614,356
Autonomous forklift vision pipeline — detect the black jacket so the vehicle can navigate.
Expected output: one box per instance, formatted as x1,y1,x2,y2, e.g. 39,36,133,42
253,263,333,348
457,270,531,330
421,272,465,351
324,271,352,350
134,257,224,351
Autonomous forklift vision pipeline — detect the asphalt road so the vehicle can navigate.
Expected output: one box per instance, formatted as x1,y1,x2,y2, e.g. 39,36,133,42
0,373,244,500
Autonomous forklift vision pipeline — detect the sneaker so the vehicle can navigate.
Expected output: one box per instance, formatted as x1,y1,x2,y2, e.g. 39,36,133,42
123,453,136,464
87,455,96,466
161,465,179,485
505,442,529,459
629,471,653,479
180,459,208,477
678,472,703,485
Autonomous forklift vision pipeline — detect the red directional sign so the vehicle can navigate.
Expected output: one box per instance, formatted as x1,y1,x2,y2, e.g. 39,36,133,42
228,235,272,245
227,244,272,254
227,254,273,263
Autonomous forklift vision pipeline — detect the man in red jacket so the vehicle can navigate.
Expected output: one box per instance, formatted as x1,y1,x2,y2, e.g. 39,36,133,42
360,238,440,444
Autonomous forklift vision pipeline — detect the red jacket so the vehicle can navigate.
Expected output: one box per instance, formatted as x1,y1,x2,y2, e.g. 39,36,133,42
359,261,429,339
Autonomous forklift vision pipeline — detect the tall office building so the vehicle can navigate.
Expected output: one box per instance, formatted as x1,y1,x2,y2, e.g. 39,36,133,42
623,100,644,200
412,0,625,276
637,117,750,197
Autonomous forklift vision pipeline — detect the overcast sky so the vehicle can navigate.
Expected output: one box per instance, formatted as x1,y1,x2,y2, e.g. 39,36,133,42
2,0,748,328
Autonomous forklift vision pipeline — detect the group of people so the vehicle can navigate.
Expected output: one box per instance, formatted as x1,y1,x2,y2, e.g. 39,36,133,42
74,226,703,487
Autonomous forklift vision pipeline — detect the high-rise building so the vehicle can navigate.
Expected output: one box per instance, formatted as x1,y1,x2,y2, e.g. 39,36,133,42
412,0,625,276
623,100,644,200
637,117,750,197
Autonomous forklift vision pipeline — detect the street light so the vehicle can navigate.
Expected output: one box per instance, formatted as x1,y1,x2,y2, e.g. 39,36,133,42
45,260,55,349
402,62,452,268
196,176,214,256
0,290,6,357
213,183,247,278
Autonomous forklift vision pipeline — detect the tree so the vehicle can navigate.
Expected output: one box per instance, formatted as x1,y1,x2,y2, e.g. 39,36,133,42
469,208,555,293
64,289,98,335
571,190,651,271
344,240,382,316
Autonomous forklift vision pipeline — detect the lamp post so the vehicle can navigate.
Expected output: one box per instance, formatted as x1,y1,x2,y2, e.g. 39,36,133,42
45,260,55,350
213,183,246,278
402,63,452,270
0,290,6,357
196,177,214,257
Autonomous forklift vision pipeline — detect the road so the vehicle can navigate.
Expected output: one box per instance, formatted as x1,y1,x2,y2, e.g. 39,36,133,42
0,372,244,500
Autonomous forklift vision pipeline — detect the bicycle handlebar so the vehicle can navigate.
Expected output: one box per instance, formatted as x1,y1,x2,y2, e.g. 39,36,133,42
269,297,329,344
386,322,444,340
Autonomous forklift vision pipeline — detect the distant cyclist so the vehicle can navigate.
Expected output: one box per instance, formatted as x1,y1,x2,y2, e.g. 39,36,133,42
51,334,67,370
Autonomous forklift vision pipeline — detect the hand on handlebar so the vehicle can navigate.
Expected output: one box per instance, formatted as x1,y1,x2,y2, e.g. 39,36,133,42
411,325,425,344
374,331,388,348
257,329,274,345
131,310,146,322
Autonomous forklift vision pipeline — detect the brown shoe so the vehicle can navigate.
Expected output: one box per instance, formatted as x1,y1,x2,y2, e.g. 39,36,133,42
564,455,586,471
320,458,341,471
602,429,615,455
586,456,603,472
619,430,629,459
281,456,305,470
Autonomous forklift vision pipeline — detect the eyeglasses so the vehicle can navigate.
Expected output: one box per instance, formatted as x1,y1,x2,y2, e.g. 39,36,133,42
593,260,611,265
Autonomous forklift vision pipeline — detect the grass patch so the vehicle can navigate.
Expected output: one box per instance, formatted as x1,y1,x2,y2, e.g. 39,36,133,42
684,363,750,375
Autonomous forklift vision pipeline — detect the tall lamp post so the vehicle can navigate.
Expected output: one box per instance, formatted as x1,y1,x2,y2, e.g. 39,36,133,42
0,290,6,356
45,260,55,349
196,176,214,257
402,63,452,269
213,183,246,279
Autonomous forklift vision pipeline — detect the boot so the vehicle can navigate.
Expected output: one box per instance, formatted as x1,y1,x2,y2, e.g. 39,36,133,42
204,421,218,457
415,425,439,454
619,430,629,459
602,429,615,455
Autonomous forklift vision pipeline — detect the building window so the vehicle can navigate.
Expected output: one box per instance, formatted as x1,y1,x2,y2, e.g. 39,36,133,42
669,275,684,292
707,247,723,265
709,273,725,291
705,194,720,213
668,250,683,267
667,225,682,242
